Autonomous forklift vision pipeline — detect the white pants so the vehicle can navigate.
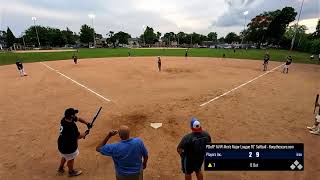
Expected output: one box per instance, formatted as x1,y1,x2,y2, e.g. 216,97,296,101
316,114,320,123
18,69,26,76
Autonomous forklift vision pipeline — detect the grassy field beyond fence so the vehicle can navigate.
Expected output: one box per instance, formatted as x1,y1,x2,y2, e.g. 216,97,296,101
0,48,317,66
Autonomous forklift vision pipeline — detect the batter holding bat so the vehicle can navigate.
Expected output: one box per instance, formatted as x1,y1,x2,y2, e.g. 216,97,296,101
307,94,320,135
57,108,92,176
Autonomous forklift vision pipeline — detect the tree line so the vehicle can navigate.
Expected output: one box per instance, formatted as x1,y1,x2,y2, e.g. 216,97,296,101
0,6,319,54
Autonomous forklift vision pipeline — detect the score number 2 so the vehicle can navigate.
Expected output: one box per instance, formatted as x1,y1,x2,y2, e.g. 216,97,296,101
249,152,260,158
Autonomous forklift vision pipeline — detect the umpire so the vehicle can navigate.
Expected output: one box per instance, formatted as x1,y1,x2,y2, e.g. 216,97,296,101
177,118,211,180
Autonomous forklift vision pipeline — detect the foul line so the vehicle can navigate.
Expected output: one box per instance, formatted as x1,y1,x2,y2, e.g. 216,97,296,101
200,64,284,107
40,62,111,102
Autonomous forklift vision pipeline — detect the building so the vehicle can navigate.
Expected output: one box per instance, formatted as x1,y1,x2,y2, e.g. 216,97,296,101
128,38,140,48
0,31,6,50
95,38,107,48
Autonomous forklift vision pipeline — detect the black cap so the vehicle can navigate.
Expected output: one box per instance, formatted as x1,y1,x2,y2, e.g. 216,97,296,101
64,108,79,117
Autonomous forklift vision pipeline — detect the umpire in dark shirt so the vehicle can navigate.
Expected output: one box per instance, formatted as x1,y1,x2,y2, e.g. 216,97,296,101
57,108,91,177
177,118,211,180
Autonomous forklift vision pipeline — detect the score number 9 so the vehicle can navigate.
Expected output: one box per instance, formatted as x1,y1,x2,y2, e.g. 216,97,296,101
249,152,260,158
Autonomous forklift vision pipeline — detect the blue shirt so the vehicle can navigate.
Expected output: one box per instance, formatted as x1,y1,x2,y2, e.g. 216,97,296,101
99,138,148,176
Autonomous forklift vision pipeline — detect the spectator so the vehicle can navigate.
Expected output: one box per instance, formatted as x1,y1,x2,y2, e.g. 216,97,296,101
96,125,148,180
177,118,212,180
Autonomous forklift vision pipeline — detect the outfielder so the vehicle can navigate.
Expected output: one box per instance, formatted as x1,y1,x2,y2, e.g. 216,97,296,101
263,52,270,71
57,108,92,176
15,60,27,77
282,56,292,74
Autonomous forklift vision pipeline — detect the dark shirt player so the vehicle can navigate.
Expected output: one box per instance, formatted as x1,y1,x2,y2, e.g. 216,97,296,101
177,118,211,180
282,56,293,74
57,108,92,177
263,52,270,71
72,55,78,64
16,60,27,77
157,56,161,72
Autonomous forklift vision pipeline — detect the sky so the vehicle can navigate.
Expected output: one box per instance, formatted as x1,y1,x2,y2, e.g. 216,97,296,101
0,0,319,38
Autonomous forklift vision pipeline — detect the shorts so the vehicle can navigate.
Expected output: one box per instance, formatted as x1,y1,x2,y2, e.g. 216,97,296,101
316,114,320,123
116,171,143,180
60,149,79,161
181,156,203,174
284,65,289,69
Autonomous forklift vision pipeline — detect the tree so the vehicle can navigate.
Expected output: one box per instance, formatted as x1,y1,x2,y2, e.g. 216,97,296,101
80,24,95,47
207,32,218,42
113,31,131,44
177,32,187,44
140,26,158,45
218,37,225,43
6,27,16,47
311,19,320,38
106,31,116,47
245,7,297,47
280,24,307,49
61,27,76,45
284,24,307,40
266,7,297,44
246,14,272,46
163,32,176,45
190,32,202,44
156,32,161,42
224,32,240,43
46,27,65,47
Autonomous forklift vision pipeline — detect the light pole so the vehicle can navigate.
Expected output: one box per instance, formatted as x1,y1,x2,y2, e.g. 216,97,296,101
142,25,146,46
21,33,26,50
290,0,304,51
240,11,248,48
32,17,41,48
88,14,96,48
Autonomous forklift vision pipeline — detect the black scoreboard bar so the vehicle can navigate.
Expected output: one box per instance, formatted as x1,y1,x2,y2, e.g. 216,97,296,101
205,143,304,171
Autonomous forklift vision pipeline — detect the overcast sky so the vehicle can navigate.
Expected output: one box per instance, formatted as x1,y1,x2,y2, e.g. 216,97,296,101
0,0,319,38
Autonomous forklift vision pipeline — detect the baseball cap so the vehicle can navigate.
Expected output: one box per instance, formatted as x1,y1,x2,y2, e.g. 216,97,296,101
190,117,202,132
64,108,79,117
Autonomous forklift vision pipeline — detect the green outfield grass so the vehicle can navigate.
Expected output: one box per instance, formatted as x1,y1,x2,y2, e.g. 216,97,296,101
0,48,317,66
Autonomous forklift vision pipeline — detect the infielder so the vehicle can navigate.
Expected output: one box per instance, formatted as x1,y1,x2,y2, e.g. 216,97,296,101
263,52,270,71
57,108,92,176
72,54,78,64
185,49,188,58
15,60,27,77
157,56,161,72
282,56,293,74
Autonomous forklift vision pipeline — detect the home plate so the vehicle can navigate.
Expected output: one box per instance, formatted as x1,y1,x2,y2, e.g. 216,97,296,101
150,123,162,129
